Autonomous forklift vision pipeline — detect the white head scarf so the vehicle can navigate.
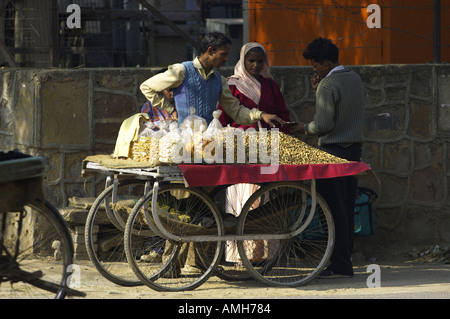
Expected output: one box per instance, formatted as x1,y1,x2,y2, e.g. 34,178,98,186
227,42,273,105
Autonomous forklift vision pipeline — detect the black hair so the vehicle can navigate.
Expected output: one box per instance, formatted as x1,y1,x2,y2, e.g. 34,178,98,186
302,37,339,63
200,31,232,54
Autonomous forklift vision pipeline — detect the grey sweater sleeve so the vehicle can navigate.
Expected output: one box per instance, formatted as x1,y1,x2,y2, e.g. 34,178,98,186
306,85,338,135
305,70,365,146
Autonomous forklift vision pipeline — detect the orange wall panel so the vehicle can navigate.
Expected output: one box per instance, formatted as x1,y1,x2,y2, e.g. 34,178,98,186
248,0,450,65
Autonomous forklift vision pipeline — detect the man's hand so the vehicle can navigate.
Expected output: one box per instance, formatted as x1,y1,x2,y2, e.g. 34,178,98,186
311,72,321,89
291,121,307,134
260,112,286,128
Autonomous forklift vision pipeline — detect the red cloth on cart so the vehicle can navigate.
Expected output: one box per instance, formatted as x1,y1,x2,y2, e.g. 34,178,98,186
178,162,371,187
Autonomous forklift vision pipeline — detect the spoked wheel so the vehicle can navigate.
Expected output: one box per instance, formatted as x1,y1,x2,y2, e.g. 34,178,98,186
236,181,334,287
85,178,149,286
124,183,224,291
0,200,84,299
209,184,259,282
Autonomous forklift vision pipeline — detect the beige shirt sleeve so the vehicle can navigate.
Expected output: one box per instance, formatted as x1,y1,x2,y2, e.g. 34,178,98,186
218,75,263,125
139,63,185,114
139,58,263,124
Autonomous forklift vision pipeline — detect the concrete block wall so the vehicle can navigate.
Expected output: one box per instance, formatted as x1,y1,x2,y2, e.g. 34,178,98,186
1,64,450,252
1,68,153,206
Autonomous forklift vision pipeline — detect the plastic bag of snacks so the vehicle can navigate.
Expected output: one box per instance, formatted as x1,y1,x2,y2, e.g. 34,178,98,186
204,110,223,139
197,110,223,163
159,121,184,164
133,121,168,165
180,118,194,157
179,108,209,163
193,122,208,162
132,122,155,161
179,107,207,132
138,121,156,138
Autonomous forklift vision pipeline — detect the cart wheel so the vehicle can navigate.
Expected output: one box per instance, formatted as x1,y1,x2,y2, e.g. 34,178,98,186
85,179,148,286
0,200,77,298
209,184,260,282
124,183,224,291
236,181,335,287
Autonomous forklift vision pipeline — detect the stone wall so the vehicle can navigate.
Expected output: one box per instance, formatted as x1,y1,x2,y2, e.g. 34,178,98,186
1,64,450,252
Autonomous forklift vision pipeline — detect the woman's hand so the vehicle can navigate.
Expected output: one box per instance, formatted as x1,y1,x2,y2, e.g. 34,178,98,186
261,112,286,128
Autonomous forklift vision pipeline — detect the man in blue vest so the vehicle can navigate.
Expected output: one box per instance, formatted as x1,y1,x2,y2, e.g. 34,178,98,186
140,31,284,127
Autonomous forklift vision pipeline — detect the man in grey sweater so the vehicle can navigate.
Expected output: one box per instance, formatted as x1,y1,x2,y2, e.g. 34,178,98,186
294,37,365,278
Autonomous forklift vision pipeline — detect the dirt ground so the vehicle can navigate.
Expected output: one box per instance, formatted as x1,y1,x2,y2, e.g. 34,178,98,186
3,246,448,303
71,256,450,300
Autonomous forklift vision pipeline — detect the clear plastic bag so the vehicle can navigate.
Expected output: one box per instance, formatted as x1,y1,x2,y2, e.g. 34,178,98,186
138,121,156,138
158,120,170,133
158,121,184,164
180,110,223,163
193,123,208,162
194,110,224,163
178,107,209,163
180,118,194,160
204,109,223,140
179,107,207,133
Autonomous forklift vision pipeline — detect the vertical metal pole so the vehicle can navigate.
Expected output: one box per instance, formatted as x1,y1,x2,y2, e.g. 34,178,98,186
243,0,249,43
433,0,441,63
136,0,201,51
50,0,59,67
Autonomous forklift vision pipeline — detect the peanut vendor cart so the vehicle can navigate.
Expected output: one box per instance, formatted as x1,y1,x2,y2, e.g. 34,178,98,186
81,154,371,292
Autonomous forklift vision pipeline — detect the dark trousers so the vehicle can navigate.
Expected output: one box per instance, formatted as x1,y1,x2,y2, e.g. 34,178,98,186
316,143,362,275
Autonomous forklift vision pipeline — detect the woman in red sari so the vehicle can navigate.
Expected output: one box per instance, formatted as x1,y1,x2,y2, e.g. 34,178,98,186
218,42,290,133
219,42,290,263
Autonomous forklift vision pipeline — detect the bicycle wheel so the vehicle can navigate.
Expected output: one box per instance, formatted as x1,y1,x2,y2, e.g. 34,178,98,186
209,184,258,282
85,178,148,286
124,183,224,291
0,200,82,299
236,181,334,287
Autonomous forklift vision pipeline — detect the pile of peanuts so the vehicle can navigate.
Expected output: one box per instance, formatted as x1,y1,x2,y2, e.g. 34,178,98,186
132,128,349,166
275,132,349,165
